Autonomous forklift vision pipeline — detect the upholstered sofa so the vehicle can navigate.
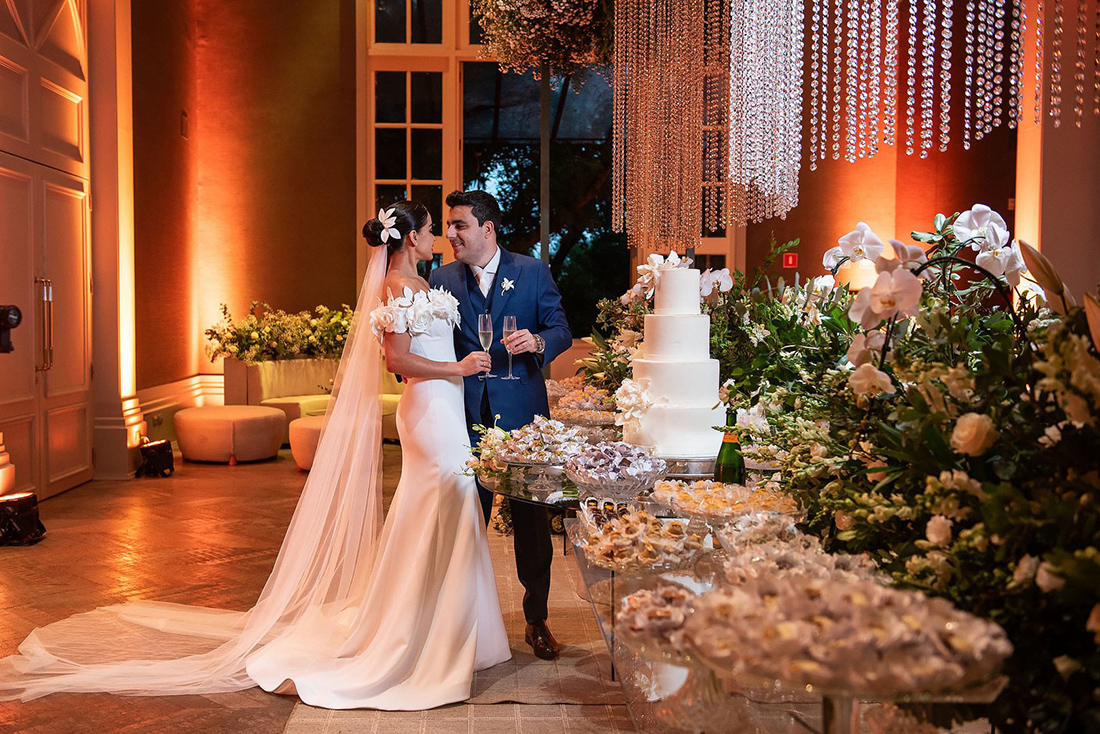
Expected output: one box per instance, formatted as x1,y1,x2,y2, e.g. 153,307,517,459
224,358,403,442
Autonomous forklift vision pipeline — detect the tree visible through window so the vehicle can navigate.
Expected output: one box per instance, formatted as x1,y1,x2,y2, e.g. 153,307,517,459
462,63,627,337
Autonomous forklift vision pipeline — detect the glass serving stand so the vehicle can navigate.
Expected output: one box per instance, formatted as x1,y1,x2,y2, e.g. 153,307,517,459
569,517,823,733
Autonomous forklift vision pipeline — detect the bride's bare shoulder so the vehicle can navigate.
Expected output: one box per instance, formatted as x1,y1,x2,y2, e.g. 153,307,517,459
383,272,428,300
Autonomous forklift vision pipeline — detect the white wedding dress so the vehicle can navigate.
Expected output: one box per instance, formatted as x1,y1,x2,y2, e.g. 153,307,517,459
247,286,512,708
0,252,510,709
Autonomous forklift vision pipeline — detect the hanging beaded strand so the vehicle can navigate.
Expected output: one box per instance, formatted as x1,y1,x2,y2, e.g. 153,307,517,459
1074,0,1087,125
810,0,822,169
1034,0,1044,123
846,0,860,161
920,0,937,157
965,0,976,148
906,0,918,154
884,0,900,146
1051,0,1063,126
870,0,883,156
857,0,870,158
833,0,843,159
1009,0,1024,127
992,0,1006,129
940,0,953,149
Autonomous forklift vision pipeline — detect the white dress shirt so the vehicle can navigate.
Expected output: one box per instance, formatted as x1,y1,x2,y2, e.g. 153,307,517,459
470,246,501,298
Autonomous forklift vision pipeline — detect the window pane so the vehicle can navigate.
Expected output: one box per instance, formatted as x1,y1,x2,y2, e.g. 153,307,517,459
375,72,406,123
410,0,442,43
469,7,485,45
375,129,407,179
411,185,443,235
375,184,408,212
410,128,442,180
374,0,405,43
410,72,442,123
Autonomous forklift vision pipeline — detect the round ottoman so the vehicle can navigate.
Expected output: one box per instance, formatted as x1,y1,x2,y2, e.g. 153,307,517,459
175,406,285,465
289,415,326,471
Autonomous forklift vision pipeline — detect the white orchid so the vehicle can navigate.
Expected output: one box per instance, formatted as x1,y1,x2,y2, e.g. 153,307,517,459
634,251,692,298
810,274,836,294
846,330,887,367
377,207,401,244
849,363,896,396
848,269,923,329
822,246,845,269
700,268,734,297
954,204,1010,252
874,239,930,277
838,222,886,262
501,277,515,293
870,268,923,319
975,240,1027,286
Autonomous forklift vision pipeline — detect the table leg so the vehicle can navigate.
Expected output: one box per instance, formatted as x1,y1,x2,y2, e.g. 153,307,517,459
822,694,858,734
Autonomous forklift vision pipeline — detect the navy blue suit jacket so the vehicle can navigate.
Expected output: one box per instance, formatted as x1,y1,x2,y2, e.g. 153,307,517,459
430,248,572,444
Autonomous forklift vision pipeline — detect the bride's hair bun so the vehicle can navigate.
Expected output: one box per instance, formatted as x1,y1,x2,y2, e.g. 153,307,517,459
362,200,431,253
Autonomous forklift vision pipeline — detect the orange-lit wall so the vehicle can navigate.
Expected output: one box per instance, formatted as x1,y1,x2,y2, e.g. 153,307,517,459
133,0,197,391
191,0,358,376
133,0,359,388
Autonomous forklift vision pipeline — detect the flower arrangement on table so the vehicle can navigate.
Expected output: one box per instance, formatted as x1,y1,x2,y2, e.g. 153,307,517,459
470,0,613,78
734,205,1100,731
204,302,355,364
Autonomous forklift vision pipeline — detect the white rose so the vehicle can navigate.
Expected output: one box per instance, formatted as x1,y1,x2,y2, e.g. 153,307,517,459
950,412,999,456
849,363,895,396
1035,561,1065,592
1086,603,1100,642
406,298,435,334
369,306,396,338
1013,554,1039,585
925,515,954,547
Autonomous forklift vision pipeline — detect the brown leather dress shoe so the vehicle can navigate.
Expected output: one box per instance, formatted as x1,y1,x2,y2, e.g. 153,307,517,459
524,620,561,660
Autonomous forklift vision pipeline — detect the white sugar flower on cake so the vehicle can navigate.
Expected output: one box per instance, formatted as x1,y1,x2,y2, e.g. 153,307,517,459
614,378,654,428
634,250,693,299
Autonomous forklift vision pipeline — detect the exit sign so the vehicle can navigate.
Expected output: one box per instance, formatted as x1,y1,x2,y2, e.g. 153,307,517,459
782,252,798,268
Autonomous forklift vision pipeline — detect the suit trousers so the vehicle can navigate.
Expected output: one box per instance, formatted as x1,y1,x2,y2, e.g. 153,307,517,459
477,390,553,624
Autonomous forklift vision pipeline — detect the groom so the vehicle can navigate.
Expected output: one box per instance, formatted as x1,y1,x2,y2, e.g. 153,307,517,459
430,189,572,660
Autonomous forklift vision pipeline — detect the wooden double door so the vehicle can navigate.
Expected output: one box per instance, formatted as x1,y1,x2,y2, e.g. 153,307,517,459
0,0,93,499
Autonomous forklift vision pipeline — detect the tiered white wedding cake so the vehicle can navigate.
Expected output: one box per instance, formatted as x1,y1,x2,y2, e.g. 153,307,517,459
623,267,724,459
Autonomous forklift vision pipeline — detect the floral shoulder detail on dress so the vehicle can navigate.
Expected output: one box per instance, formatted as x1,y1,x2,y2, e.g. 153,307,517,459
369,286,461,340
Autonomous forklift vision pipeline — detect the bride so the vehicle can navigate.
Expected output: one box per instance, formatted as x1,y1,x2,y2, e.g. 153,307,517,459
0,199,512,709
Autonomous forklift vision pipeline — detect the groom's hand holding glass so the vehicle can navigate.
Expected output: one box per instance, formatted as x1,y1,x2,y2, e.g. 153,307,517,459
502,328,543,355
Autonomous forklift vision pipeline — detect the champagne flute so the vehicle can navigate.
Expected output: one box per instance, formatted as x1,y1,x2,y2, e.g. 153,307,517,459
501,315,519,380
477,313,496,379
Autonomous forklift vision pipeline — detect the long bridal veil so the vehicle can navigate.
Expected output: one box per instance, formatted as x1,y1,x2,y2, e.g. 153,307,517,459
0,247,391,701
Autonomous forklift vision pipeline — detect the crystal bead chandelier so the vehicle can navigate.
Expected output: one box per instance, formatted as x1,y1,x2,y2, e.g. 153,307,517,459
612,0,1100,242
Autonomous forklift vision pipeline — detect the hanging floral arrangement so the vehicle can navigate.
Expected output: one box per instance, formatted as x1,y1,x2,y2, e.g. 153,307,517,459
471,0,613,77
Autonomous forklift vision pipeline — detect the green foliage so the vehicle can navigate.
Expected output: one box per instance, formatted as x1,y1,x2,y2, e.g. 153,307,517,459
204,302,355,364
743,214,1100,732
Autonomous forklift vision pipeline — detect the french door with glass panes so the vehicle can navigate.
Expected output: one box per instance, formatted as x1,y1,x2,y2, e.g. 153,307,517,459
368,58,457,249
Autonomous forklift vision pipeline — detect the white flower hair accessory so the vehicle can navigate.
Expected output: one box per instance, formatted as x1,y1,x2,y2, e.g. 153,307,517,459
377,208,401,244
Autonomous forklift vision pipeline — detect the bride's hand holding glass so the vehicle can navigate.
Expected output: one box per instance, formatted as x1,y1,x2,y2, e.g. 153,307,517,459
456,351,492,377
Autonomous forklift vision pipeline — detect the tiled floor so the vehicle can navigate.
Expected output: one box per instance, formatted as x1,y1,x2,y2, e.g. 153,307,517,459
0,447,630,734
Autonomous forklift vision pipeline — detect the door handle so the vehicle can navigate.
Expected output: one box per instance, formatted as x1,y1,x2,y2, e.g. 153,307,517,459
34,277,48,371
44,278,53,371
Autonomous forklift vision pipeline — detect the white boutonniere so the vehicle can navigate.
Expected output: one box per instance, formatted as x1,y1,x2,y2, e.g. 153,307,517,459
501,278,515,294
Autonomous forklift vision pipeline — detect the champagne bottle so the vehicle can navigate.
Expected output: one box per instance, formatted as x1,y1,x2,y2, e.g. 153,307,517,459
713,409,746,484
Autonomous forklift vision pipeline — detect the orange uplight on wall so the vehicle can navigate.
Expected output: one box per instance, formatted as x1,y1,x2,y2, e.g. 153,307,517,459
836,258,878,291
